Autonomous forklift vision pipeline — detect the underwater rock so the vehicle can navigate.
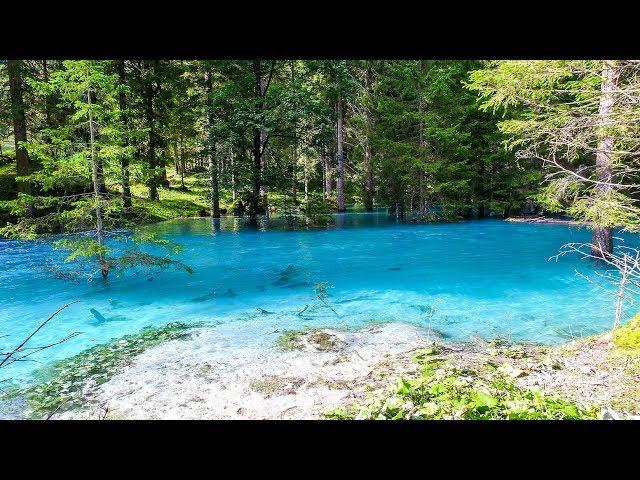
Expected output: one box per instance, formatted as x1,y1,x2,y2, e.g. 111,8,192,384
191,288,238,302
89,308,129,325
90,308,108,323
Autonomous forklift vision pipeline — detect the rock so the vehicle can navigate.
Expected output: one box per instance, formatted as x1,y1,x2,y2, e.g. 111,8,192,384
601,406,620,420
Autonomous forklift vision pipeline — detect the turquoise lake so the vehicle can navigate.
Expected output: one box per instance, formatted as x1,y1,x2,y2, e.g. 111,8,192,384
1,214,636,389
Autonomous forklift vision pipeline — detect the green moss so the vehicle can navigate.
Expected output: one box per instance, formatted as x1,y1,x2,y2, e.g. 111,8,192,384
12,322,200,418
276,330,306,351
249,375,304,395
275,328,344,353
613,313,640,354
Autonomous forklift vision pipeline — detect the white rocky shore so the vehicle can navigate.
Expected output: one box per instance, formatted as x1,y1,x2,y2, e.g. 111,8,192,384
57,323,438,420
53,320,639,420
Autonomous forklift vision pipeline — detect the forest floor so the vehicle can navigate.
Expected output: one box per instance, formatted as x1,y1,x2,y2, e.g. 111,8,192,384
45,319,639,420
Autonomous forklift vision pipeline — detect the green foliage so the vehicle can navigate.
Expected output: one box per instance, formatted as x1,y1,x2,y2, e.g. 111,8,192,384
12,322,199,418
467,60,640,228
613,313,640,353
326,349,597,420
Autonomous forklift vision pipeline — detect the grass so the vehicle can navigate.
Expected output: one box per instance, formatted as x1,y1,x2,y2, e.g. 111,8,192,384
613,313,640,354
127,172,217,221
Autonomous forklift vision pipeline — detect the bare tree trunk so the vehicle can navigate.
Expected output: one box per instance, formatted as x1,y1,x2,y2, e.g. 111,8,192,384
42,60,55,139
291,143,297,205
231,149,236,201
260,129,269,216
325,145,333,198
592,60,621,258
304,154,309,202
336,94,346,212
144,61,159,201
322,150,326,197
290,60,297,206
205,70,220,218
7,60,33,217
363,61,375,212
250,60,264,224
179,136,185,189
87,86,108,278
418,60,427,216
116,60,132,210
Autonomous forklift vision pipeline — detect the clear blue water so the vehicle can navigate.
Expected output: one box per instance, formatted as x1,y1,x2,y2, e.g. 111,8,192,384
1,214,637,389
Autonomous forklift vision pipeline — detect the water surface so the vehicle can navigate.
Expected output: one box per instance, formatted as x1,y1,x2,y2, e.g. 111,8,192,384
1,214,635,388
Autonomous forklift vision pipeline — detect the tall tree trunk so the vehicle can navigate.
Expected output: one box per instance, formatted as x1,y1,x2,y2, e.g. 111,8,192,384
325,145,333,198
260,129,269,216
418,60,427,216
231,149,236,202
363,61,375,212
290,60,297,205
87,86,108,278
144,61,159,201
304,154,308,203
7,60,33,217
591,60,621,258
42,60,55,141
249,60,263,224
205,70,220,218
116,60,132,210
336,94,346,212
291,143,298,205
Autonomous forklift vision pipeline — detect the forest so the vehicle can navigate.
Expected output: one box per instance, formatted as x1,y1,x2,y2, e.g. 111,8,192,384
0,61,544,254
1,60,640,421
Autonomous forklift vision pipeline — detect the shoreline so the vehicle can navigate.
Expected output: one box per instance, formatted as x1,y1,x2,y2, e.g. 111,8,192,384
505,216,589,227
24,321,636,420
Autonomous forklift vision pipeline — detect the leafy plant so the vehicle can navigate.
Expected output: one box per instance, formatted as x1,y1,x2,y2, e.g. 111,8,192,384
325,349,597,420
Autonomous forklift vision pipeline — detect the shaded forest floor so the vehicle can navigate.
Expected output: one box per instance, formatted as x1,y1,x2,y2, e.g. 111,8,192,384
9,318,636,420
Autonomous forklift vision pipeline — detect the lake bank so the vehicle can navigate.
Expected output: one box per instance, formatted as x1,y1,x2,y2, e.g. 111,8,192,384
23,320,637,420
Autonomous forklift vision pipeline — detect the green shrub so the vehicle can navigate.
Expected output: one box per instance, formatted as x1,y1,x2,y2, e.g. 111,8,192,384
325,350,597,420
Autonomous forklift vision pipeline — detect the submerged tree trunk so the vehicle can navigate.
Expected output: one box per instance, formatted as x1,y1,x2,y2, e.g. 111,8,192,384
7,60,33,217
205,70,220,218
87,86,108,278
117,60,132,210
336,94,346,212
591,60,621,258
